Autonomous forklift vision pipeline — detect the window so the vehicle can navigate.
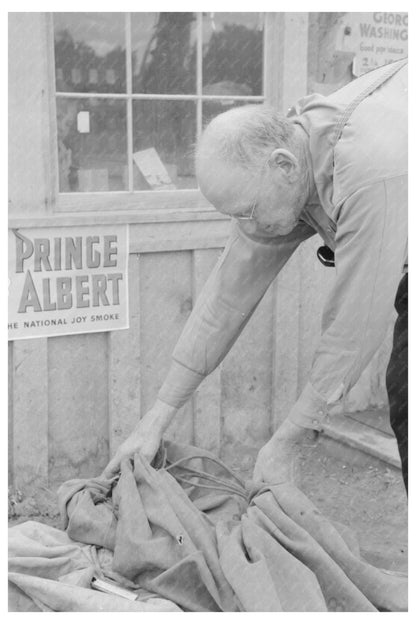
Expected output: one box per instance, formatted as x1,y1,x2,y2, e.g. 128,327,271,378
53,13,265,198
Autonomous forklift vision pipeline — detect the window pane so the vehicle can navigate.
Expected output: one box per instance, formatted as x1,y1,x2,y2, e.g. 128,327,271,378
133,101,197,190
131,13,197,94
202,13,264,96
57,98,127,192
54,13,126,93
202,100,261,129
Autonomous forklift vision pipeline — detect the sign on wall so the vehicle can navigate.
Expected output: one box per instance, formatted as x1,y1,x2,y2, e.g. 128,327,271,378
8,224,129,340
336,12,408,76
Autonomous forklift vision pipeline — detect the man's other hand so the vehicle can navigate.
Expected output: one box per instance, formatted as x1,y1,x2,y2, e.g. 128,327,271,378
102,400,177,479
253,419,319,485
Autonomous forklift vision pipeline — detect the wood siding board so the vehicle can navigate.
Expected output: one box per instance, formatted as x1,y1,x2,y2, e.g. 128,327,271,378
297,238,327,392
220,288,274,474
345,319,394,411
270,280,278,440
108,253,141,453
48,333,109,487
272,250,302,431
139,251,194,444
192,248,223,454
8,342,14,485
12,339,48,491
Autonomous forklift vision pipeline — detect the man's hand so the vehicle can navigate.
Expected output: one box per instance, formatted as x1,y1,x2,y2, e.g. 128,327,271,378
102,400,177,478
253,419,319,485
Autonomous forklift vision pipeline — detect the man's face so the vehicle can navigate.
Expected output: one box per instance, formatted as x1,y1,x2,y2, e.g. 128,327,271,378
197,156,305,238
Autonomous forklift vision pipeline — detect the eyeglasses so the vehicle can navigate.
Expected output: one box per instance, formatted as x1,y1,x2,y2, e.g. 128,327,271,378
234,202,257,221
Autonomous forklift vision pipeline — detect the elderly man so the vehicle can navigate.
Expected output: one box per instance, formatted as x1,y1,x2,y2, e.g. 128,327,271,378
105,59,408,490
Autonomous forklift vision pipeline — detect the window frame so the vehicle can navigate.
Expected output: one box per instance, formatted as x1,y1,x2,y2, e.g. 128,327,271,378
45,13,301,215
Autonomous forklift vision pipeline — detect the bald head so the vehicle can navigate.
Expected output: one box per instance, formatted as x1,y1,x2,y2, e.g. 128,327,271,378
195,105,310,238
196,105,296,176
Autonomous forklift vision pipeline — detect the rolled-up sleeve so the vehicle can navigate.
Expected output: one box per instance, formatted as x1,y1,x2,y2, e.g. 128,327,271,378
289,176,408,429
158,219,315,408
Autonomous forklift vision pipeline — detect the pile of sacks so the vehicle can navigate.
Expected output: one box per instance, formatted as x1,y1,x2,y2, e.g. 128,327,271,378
9,440,407,611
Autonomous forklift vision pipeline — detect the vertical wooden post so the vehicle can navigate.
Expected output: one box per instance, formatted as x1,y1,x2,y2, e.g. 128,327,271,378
264,13,309,111
9,13,54,499
8,13,57,215
266,14,311,430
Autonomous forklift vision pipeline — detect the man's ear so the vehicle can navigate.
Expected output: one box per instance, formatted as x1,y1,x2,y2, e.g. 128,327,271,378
268,148,299,180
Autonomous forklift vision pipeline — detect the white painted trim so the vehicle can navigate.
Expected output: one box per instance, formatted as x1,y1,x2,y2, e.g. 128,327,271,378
125,12,134,193
264,13,283,107
9,207,229,227
196,12,203,139
281,13,309,112
9,209,232,253
55,189,216,212
55,92,265,102
44,12,59,213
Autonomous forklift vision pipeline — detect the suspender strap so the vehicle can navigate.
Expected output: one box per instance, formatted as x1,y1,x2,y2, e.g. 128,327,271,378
334,59,407,143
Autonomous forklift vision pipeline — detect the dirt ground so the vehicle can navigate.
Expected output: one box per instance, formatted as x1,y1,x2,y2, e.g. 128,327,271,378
299,436,408,573
9,436,407,575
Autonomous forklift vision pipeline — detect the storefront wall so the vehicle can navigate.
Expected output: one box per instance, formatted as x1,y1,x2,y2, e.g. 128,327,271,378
9,12,395,503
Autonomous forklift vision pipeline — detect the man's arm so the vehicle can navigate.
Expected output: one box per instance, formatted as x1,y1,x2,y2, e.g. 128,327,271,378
103,218,315,477
254,176,407,484
158,219,316,408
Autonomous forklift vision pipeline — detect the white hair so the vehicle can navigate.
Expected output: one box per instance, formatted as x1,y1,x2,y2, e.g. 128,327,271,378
196,105,296,172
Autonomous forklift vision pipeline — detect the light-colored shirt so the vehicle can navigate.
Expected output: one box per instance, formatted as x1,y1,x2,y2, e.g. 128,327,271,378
158,60,408,430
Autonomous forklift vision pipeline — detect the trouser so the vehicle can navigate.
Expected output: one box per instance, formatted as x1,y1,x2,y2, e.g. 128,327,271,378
386,273,408,493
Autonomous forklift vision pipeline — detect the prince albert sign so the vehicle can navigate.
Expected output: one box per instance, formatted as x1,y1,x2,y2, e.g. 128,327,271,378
8,225,129,340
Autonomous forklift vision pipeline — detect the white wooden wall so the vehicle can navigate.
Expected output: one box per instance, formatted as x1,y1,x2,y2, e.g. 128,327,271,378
8,13,393,503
